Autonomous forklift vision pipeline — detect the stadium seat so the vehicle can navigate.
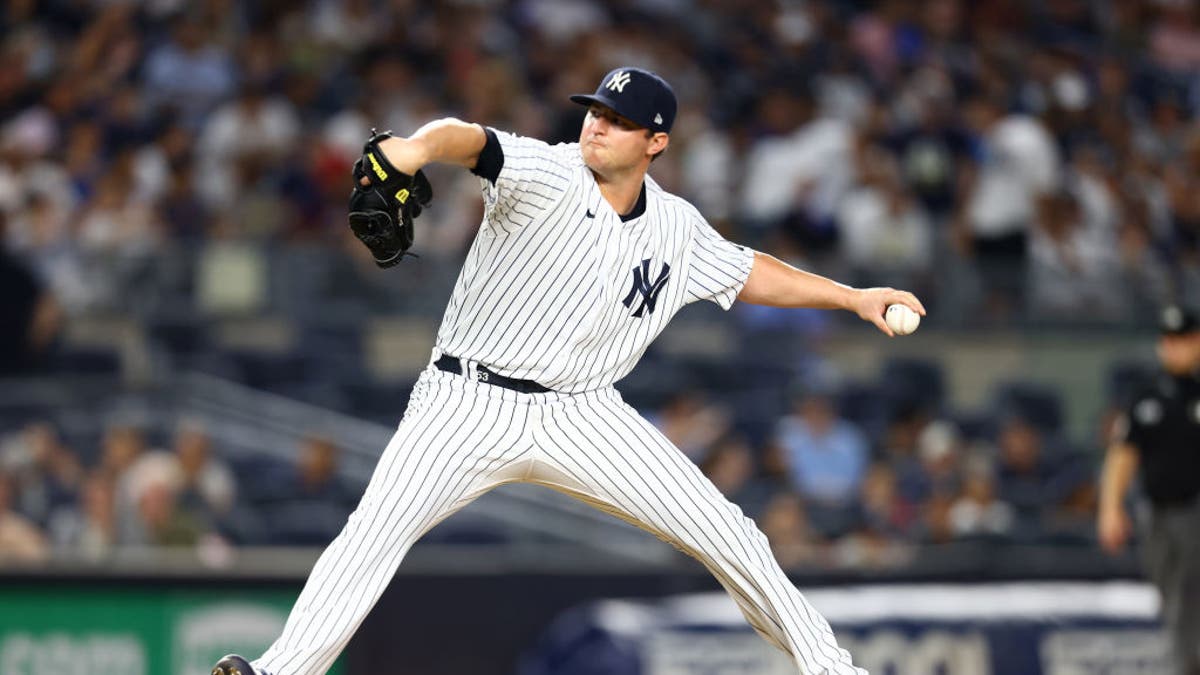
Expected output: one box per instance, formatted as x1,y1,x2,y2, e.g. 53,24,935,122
261,501,353,546
836,380,890,443
49,347,122,377
880,357,946,414
146,316,211,359
990,381,1064,434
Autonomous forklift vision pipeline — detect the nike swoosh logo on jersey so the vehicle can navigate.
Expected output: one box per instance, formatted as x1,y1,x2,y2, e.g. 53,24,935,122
585,209,595,218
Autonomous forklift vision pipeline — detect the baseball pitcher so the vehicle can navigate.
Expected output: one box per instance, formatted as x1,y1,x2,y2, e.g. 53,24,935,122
214,67,924,675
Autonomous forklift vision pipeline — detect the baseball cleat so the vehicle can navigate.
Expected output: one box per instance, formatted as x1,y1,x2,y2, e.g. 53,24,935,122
212,654,261,675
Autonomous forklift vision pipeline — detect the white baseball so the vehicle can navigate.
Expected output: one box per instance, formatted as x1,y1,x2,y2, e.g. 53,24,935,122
885,304,920,335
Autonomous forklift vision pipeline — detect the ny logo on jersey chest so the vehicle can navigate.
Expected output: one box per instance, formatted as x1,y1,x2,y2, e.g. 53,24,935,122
622,258,670,318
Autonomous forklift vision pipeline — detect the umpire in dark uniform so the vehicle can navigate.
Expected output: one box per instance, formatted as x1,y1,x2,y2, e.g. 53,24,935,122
1099,304,1200,675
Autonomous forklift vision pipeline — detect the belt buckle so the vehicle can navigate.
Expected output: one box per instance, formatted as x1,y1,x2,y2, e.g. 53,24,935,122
464,359,488,383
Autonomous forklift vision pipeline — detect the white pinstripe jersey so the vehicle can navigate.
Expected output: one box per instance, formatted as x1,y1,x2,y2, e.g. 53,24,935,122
434,127,754,393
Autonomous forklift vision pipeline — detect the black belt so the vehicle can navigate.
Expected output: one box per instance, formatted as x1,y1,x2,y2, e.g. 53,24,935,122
435,354,552,394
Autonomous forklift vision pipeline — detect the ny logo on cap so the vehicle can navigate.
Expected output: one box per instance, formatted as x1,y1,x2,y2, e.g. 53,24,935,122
606,71,632,93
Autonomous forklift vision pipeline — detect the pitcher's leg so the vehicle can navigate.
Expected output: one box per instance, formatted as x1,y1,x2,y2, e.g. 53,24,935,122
256,374,530,675
536,393,862,675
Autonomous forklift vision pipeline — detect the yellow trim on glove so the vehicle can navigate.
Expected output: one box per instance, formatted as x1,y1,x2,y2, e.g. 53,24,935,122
367,152,388,181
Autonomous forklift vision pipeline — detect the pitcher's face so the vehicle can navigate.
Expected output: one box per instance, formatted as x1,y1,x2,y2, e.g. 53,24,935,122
579,104,664,174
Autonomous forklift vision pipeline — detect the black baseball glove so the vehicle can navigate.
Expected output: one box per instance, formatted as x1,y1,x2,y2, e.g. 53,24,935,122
348,129,433,267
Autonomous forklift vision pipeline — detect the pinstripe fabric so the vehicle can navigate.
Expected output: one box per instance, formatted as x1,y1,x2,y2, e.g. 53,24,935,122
436,129,755,393
252,126,863,674
255,369,536,675
534,388,863,675
255,367,864,675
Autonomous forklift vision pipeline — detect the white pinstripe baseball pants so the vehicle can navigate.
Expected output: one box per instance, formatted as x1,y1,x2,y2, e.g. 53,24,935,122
254,363,864,675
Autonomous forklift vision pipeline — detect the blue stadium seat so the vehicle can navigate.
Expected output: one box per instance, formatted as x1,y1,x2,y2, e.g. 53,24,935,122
879,357,945,413
224,350,312,391
952,409,997,443
261,501,352,546
340,381,411,425
836,380,890,445
146,316,211,359
990,381,1065,434
50,347,122,376
421,518,512,545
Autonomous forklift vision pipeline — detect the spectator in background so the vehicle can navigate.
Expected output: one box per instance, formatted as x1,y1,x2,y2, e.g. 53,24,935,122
308,0,390,53
948,453,1014,539
994,414,1091,541
854,461,918,540
698,434,780,519
121,451,207,548
131,475,206,548
955,94,1061,319
833,461,915,568
879,402,930,501
837,140,934,289
156,161,212,242
1149,1,1200,78
196,82,300,215
141,15,235,128
739,84,855,252
899,419,973,544
1163,131,1200,268
254,436,357,545
0,217,62,375
920,489,957,544
676,109,738,224
49,473,117,560
758,491,821,570
772,384,869,538
886,65,970,222
1026,189,1124,322
267,437,360,509
906,419,963,504
6,194,87,315
650,391,731,464
0,471,48,563
76,154,161,257
1,422,82,528
172,420,235,524
97,422,146,482
1114,189,1173,320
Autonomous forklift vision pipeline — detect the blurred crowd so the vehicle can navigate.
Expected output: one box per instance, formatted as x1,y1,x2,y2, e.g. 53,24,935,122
3,0,1200,335
1,0,1195,564
0,418,358,563
655,376,1102,569
0,362,1113,568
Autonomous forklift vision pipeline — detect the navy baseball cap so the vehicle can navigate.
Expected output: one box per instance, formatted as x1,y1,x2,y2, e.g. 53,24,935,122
570,67,677,134
1159,304,1200,336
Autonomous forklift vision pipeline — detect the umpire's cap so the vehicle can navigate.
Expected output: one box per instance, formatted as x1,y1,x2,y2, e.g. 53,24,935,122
570,67,677,134
1159,304,1200,336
